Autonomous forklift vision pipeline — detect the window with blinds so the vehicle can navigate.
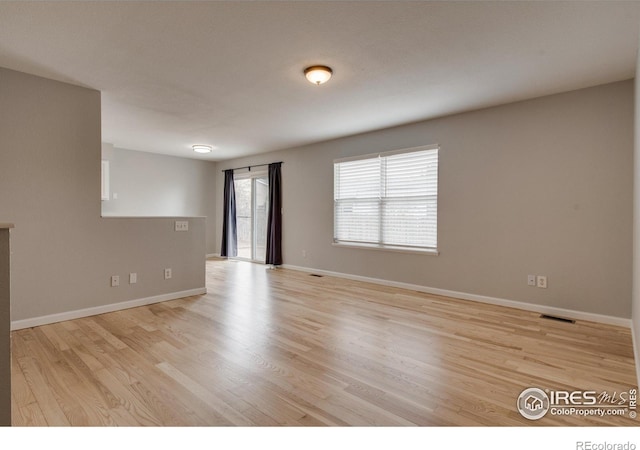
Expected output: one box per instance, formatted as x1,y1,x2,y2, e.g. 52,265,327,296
334,145,438,252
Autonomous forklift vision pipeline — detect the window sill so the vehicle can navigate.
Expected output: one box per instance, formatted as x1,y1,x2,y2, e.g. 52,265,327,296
332,242,439,256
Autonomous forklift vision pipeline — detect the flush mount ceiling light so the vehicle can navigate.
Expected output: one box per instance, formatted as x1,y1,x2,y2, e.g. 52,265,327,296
304,65,333,85
192,144,213,154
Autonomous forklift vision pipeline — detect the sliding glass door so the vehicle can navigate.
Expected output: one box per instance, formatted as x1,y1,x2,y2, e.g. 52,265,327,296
234,174,269,262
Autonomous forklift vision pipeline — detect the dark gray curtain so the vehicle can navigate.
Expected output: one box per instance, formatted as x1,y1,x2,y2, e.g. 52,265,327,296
265,162,282,265
221,169,237,257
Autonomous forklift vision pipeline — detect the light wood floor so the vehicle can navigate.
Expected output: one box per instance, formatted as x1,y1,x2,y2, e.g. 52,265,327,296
11,259,638,426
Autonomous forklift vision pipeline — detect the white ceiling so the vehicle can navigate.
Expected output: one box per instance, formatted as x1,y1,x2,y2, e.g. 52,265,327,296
0,1,639,161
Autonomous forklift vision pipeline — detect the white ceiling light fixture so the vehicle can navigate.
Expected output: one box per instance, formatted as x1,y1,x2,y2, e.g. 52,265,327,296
192,144,213,154
304,65,333,85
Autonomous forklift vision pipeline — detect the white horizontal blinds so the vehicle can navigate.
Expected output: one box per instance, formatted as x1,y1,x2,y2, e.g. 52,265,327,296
382,149,438,248
334,157,381,244
334,146,438,250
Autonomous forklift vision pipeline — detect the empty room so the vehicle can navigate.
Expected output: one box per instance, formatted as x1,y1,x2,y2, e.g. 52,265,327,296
1,0,640,444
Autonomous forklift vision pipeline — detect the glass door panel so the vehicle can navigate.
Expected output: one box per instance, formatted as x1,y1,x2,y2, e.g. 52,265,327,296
254,176,269,262
233,174,269,262
234,178,252,260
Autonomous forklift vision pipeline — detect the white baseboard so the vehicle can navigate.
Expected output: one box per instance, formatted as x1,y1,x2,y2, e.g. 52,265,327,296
11,287,207,331
282,264,631,328
206,253,221,259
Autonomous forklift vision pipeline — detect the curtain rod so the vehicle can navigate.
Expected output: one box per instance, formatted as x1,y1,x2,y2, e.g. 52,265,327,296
221,161,283,173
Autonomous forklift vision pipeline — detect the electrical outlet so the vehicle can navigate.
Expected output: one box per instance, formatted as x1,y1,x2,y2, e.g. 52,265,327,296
111,275,120,287
164,268,172,279
129,272,137,284
536,275,548,289
302,250,307,258
175,220,189,232
527,275,536,286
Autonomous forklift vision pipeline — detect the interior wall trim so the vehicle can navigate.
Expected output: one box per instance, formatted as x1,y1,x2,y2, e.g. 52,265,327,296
11,287,207,330
282,264,632,328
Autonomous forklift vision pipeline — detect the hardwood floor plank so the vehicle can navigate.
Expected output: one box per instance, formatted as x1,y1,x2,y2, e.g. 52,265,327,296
11,259,639,426
17,356,71,426
12,401,48,426
10,351,36,408
92,367,163,426
156,361,254,426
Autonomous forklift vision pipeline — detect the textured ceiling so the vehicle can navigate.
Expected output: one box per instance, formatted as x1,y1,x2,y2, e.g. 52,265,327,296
0,1,638,161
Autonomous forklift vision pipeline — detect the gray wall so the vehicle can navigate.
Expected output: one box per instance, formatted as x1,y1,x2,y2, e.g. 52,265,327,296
0,228,10,425
101,144,216,254
216,80,633,318
0,67,206,323
633,45,640,385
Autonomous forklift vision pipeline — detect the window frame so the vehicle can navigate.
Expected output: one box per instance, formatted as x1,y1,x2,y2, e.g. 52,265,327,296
333,144,439,255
